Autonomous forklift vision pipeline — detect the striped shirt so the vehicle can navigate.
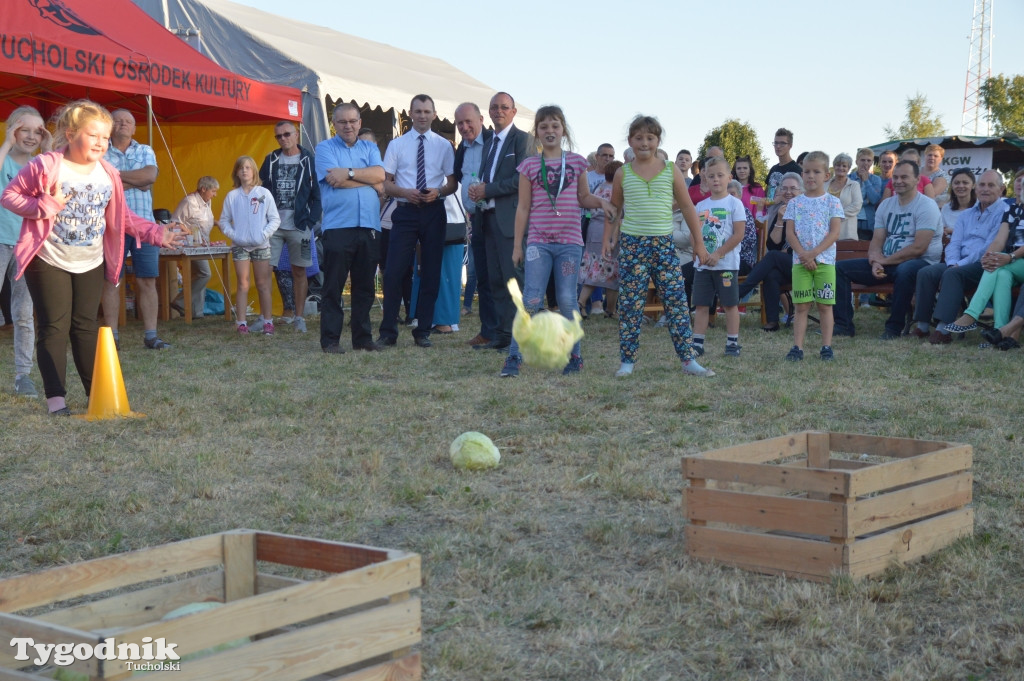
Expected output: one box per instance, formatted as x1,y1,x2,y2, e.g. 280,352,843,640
620,161,674,237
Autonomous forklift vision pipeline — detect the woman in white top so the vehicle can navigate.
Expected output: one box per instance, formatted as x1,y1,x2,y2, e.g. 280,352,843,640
940,168,976,238
170,176,219,318
825,153,863,241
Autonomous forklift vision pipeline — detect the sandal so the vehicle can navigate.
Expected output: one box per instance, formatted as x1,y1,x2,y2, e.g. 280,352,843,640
577,301,589,320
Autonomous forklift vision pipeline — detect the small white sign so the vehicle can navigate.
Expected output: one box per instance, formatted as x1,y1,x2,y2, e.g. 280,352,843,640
940,147,993,179
288,100,299,117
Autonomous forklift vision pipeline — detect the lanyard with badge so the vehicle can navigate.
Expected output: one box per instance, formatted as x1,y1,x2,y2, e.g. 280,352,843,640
540,153,566,216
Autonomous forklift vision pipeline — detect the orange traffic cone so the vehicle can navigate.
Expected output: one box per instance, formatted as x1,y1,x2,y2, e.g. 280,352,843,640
77,326,144,420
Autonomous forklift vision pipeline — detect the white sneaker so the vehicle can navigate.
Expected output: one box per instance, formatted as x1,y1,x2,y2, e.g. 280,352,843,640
293,317,307,333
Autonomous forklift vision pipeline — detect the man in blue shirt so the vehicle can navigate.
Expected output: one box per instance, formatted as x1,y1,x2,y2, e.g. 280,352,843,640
911,169,1007,344
852,148,883,241
453,102,495,346
316,102,385,353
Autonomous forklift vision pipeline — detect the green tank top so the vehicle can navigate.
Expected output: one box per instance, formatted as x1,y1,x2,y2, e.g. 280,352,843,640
621,160,674,237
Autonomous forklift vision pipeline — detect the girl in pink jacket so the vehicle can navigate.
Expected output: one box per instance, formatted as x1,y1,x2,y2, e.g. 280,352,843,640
0,100,183,415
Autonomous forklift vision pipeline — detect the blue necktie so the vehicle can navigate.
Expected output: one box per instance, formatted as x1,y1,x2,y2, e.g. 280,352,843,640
482,135,501,183
416,134,426,190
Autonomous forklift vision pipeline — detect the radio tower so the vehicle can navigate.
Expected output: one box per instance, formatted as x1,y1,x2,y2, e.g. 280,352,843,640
961,0,993,136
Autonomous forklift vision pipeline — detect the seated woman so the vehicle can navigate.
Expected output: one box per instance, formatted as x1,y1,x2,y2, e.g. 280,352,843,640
826,153,863,240
940,168,976,238
737,172,802,331
921,144,949,204
170,176,218,318
947,183,1024,334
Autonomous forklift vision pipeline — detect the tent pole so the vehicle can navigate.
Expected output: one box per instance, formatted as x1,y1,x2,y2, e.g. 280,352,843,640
147,96,154,147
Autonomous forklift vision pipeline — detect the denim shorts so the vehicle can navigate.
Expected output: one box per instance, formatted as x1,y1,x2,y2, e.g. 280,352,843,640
122,238,159,278
232,245,272,262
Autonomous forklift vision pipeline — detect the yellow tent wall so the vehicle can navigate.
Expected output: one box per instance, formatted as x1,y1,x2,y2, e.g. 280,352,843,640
150,120,290,316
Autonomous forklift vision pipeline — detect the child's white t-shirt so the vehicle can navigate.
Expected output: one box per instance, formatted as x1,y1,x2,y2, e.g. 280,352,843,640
695,195,745,271
783,193,844,265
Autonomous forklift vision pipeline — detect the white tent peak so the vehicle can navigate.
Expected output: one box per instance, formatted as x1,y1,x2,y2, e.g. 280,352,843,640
134,0,532,145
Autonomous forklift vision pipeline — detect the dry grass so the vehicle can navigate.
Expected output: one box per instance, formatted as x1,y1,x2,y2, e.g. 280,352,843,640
0,305,1022,681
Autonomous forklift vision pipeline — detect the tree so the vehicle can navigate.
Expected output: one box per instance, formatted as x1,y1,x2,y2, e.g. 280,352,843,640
883,92,945,141
697,119,769,185
980,74,1024,136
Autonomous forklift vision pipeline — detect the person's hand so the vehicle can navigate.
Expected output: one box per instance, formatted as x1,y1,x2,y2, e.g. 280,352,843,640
325,168,347,188
3,117,23,148
703,251,720,268
38,125,53,152
419,188,440,203
512,243,524,267
602,236,616,259
871,262,886,279
161,222,190,248
602,201,619,223
467,183,486,203
799,252,817,270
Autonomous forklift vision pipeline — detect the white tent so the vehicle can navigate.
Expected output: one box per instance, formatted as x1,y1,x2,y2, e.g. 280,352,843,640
133,0,532,147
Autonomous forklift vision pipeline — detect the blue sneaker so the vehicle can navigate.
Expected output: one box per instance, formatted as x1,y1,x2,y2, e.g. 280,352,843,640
562,354,583,375
500,355,521,378
785,346,804,362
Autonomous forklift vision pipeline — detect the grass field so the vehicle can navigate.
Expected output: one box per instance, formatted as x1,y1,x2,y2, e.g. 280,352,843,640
0,303,1022,681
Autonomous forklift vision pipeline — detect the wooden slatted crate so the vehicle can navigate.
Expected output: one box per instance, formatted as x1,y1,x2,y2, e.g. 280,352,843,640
0,530,421,680
683,431,973,582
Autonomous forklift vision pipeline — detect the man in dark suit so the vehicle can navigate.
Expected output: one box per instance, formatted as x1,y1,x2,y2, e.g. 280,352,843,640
453,102,496,347
467,92,532,350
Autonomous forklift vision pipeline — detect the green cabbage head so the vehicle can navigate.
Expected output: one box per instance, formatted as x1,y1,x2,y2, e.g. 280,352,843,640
507,279,584,370
450,431,500,470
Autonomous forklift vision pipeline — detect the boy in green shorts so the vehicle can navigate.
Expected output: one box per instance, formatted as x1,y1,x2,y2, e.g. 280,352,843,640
783,151,844,361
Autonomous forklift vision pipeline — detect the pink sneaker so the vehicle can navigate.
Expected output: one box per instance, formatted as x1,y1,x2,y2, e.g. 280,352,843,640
263,322,275,335
236,323,248,334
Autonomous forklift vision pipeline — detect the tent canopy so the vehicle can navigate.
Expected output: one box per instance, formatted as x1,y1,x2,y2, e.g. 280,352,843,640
0,0,301,122
134,0,533,146
868,134,1024,173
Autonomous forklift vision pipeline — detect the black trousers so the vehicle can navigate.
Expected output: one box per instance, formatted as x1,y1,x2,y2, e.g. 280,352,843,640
380,201,445,341
23,258,104,399
320,228,379,349
482,210,523,344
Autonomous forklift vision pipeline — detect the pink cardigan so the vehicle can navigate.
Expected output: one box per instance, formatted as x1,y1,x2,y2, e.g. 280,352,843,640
1,150,165,283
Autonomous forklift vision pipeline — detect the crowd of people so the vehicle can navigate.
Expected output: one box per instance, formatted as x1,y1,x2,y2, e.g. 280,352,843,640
2,95,1023,413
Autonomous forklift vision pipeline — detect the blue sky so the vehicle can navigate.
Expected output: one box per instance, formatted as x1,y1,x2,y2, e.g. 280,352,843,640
236,0,1023,169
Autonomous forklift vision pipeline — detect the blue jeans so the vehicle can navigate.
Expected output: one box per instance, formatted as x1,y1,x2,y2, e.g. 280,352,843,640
509,242,583,359
835,257,929,335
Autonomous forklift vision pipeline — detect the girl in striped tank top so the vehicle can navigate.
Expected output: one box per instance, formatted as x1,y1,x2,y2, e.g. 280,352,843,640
605,115,715,377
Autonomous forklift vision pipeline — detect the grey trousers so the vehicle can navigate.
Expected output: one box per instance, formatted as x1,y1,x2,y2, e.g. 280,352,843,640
913,261,984,325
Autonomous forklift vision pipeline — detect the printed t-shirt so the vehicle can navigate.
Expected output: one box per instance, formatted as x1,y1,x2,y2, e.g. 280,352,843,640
517,152,588,246
784,193,845,265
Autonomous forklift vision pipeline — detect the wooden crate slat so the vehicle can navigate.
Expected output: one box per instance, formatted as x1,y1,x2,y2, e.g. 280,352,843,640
255,573,304,593
0,534,224,613
845,508,974,579
685,458,848,496
688,433,809,464
0,612,100,678
806,431,830,469
255,532,391,573
848,472,973,537
222,531,256,602
686,487,844,537
847,446,972,497
331,652,422,681
167,598,421,681
36,570,224,632
828,459,873,470
828,432,956,458
686,525,841,582
116,555,420,658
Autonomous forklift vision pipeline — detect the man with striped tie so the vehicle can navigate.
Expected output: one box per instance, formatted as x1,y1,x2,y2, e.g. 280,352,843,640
377,94,457,348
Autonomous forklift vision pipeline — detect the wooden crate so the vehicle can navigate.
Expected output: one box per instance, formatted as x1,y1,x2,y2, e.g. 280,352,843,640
683,431,973,582
0,530,421,681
